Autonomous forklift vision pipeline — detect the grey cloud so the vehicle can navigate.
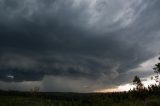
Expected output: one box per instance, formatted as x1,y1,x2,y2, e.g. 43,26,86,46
0,80,41,91
0,0,160,92
0,75,115,92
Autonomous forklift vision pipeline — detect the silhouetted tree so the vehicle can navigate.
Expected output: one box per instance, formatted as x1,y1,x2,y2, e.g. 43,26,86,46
153,57,160,85
30,86,40,92
133,76,143,90
30,86,40,96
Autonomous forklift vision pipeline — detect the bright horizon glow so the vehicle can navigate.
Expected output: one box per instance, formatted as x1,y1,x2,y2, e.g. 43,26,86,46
95,76,157,92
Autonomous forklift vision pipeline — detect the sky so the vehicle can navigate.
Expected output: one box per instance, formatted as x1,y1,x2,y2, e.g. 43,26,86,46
0,0,160,92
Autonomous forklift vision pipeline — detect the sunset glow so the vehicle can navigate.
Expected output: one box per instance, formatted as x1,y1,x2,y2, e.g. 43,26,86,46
95,77,157,92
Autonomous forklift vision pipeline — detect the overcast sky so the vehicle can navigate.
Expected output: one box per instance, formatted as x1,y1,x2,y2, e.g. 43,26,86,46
0,0,160,92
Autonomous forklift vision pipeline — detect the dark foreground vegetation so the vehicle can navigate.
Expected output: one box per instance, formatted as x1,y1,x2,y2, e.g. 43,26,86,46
0,85,160,106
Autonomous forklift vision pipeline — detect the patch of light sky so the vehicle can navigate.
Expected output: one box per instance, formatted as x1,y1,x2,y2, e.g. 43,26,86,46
96,56,160,92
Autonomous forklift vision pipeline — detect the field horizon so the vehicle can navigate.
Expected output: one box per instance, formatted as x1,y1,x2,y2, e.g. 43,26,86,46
0,86,160,106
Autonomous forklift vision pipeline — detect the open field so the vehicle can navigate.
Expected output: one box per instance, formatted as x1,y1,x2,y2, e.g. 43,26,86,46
0,89,160,106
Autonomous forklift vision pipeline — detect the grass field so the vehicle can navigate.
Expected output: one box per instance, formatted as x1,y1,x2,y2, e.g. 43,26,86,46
0,89,160,106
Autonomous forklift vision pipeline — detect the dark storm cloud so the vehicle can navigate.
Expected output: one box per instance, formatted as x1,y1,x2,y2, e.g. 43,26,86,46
0,0,160,91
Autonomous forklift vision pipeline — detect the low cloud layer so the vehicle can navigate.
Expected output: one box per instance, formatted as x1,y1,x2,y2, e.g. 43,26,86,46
0,0,160,92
